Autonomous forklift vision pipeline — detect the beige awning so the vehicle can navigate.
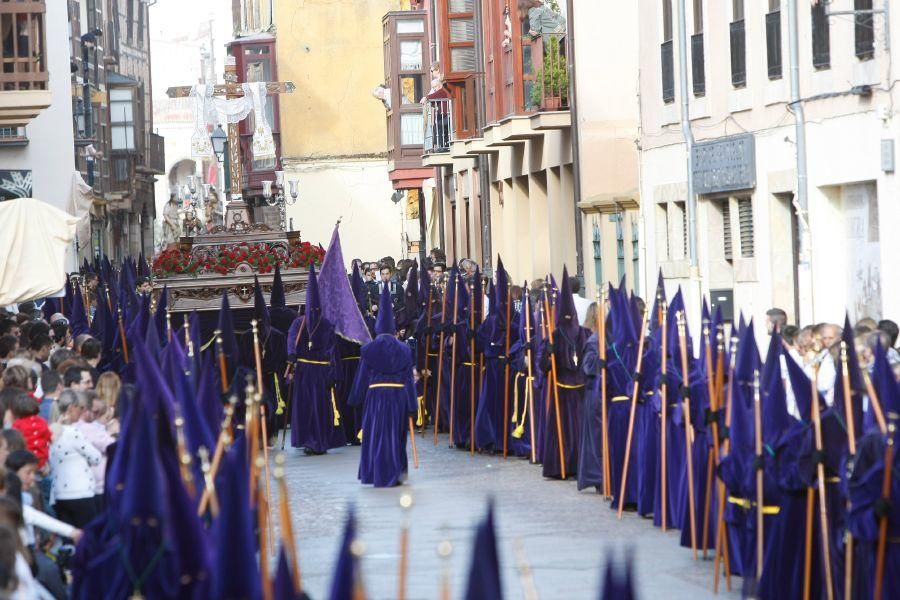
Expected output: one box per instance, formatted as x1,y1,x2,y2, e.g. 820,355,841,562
0,198,80,305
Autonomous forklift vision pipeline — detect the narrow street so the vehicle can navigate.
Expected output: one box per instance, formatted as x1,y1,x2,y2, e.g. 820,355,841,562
281,434,741,599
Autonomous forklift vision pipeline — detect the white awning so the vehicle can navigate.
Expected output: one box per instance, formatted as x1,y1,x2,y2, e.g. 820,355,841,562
0,198,80,305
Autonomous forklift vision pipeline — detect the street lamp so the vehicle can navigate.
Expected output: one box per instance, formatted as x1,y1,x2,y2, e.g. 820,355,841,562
261,168,299,231
210,124,228,225
210,124,227,160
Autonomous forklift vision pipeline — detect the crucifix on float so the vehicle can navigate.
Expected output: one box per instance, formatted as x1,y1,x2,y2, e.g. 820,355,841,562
165,57,295,231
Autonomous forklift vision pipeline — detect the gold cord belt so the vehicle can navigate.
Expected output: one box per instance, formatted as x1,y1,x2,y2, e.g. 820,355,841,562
556,382,585,390
297,358,329,365
727,496,780,514
369,383,406,389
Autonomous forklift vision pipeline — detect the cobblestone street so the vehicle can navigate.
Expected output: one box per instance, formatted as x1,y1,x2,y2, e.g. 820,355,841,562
279,434,741,599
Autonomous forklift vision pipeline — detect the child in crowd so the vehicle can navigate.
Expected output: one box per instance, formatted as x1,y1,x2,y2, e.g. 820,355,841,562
10,394,51,469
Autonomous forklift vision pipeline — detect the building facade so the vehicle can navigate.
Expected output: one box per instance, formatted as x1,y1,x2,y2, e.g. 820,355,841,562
149,3,232,244
225,0,404,263
0,1,81,269
571,0,641,297
68,0,164,262
377,0,641,293
639,0,899,325
0,0,76,204
418,0,576,283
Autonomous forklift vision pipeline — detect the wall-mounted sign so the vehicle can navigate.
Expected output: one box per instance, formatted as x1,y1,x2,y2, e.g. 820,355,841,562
692,134,755,195
0,170,32,201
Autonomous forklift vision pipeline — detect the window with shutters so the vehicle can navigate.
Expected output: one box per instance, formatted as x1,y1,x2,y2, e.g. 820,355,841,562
613,212,626,283
631,218,640,297
137,2,145,47
126,0,133,42
766,1,782,79
108,12,119,58
811,2,830,69
738,197,754,257
592,218,602,286
730,0,746,87
661,0,674,103
722,200,733,261
855,0,874,60
439,0,476,77
691,0,705,97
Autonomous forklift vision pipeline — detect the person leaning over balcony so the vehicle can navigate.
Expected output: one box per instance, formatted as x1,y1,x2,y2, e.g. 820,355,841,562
519,0,566,36
420,62,451,151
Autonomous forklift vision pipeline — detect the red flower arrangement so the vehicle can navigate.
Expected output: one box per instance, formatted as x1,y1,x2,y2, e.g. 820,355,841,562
152,240,325,278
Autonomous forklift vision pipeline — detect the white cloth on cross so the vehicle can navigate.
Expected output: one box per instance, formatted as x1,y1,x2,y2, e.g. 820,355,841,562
188,82,275,161
190,84,216,158
244,82,276,161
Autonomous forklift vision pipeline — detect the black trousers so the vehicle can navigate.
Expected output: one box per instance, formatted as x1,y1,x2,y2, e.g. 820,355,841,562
53,496,99,528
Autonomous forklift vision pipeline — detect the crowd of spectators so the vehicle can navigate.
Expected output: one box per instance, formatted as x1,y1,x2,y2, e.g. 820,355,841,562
0,306,120,598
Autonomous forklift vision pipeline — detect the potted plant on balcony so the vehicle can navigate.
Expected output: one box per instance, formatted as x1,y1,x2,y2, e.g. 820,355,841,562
529,35,568,111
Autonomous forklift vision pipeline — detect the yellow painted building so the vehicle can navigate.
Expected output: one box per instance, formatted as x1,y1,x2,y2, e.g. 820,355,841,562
271,0,419,262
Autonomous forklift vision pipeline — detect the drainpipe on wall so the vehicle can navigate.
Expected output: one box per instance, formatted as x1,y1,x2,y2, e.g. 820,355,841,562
428,0,443,258
565,0,584,288
435,168,446,256
676,0,698,270
473,0,492,274
787,0,814,324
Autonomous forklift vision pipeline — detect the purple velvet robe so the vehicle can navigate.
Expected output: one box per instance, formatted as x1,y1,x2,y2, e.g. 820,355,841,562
349,334,417,487
287,316,345,453
539,324,588,479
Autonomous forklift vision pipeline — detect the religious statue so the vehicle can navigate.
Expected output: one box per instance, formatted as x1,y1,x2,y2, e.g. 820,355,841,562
160,193,182,249
182,209,204,238
204,186,225,231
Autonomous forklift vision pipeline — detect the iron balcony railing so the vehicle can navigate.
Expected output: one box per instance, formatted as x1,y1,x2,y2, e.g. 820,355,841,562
530,33,569,111
423,97,453,155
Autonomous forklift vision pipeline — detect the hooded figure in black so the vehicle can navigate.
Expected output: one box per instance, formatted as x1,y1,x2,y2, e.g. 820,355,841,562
348,284,417,486
474,259,518,452
538,267,589,479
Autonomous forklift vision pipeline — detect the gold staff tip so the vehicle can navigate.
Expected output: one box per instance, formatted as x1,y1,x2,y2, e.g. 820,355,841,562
350,539,366,558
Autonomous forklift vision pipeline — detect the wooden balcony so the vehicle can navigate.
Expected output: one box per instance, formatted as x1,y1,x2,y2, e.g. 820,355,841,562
0,1,50,126
138,131,165,175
